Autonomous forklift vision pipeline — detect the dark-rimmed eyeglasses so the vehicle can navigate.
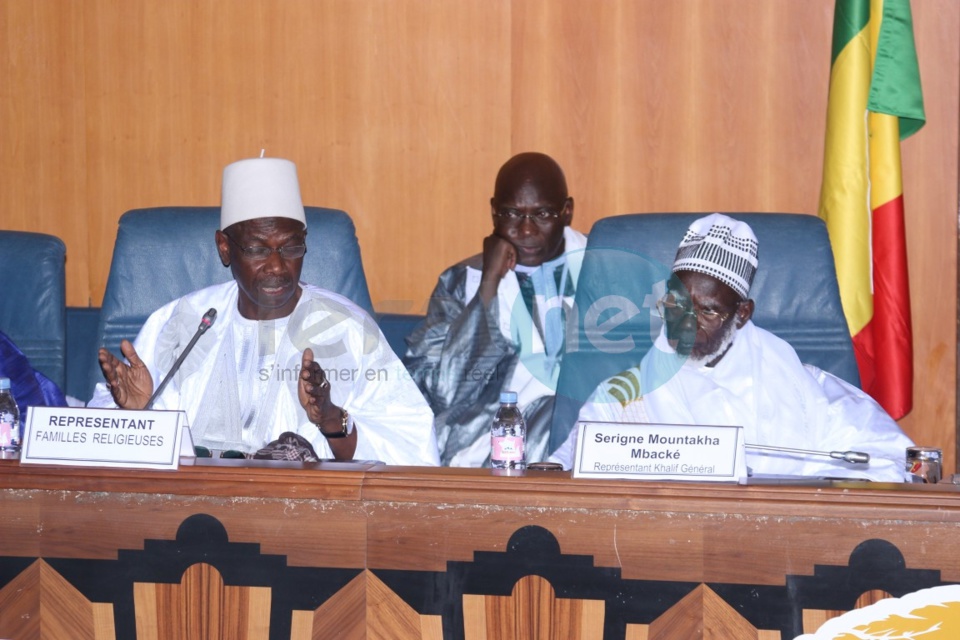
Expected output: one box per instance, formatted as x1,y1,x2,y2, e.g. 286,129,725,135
224,233,306,261
656,295,739,328
194,446,248,459
493,207,565,226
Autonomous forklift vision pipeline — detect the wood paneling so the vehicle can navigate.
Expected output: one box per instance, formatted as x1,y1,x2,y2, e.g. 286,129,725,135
802,589,893,637
3,463,960,637
463,575,605,640
0,460,374,568
0,560,103,639
366,570,427,640
0,0,957,464
646,585,765,639
899,0,959,462
134,564,272,640
308,571,366,640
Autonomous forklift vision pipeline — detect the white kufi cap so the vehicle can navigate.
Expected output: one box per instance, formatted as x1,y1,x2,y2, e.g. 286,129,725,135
220,157,306,230
672,213,759,299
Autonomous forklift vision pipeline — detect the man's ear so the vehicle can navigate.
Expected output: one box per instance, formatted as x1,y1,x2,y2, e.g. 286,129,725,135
736,299,755,328
215,230,231,267
562,196,574,226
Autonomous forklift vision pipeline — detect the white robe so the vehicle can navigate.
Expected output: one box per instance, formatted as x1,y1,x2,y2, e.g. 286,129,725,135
89,281,440,466
549,321,913,482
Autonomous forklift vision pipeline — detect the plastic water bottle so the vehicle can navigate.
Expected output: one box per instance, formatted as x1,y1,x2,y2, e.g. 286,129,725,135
0,378,20,457
491,391,525,475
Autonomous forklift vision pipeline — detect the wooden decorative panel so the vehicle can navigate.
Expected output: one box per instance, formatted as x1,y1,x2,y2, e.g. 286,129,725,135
801,589,893,636
366,569,429,640
463,574,604,640
300,570,367,640
2,463,960,638
646,584,766,639
0,559,105,640
133,562,271,640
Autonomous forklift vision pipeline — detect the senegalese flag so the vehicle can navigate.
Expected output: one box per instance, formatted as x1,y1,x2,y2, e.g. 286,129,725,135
818,0,925,419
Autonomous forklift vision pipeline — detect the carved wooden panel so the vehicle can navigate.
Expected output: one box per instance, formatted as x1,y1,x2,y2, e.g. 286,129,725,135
2,464,960,638
133,562,271,640
0,559,107,639
463,574,604,640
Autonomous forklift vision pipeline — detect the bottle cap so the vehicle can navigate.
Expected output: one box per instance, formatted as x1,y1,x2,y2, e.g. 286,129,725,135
499,391,518,404
0,378,9,391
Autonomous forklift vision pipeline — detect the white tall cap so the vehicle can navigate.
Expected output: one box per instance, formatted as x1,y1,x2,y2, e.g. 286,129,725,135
672,213,759,299
220,157,306,230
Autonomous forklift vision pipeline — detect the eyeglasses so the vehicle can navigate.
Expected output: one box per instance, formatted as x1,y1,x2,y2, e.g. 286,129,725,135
224,234,306,260
194,446,248,459
656,295,739,328
493,207,565,225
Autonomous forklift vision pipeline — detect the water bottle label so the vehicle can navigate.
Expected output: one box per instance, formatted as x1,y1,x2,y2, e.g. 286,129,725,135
492,435,524,462
0,422,11,448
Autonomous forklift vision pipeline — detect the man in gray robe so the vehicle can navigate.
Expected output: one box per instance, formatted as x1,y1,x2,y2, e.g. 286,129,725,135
404,152,587,466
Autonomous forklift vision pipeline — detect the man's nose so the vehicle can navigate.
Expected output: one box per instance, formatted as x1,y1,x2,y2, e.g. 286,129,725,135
516,215,538,235
678,311,699,330
262,249,286,272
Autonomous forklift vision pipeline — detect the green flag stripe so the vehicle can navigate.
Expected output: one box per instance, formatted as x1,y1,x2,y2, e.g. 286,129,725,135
868,0,926,137
831,0,869,65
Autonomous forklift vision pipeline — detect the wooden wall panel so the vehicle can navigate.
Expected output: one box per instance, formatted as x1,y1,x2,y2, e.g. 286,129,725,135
898,0,959,459
78,0,512,317
0,0,956,465
0,1,91,301
510,1,838,217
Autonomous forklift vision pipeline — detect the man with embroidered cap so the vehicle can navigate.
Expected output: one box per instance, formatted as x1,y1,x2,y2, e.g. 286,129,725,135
548,213,913,481
404,152,587,466
89,157,440,466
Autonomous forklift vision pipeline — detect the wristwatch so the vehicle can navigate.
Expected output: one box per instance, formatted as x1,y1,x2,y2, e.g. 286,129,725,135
318,407,351,439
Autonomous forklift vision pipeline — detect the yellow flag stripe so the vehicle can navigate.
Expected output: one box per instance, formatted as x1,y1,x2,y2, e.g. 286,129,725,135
869,112,904,207
819,23,873,335
867,0,904,207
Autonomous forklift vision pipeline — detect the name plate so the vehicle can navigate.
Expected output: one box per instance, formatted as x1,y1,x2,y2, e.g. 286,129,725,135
22,406,188,470
573,421,747,482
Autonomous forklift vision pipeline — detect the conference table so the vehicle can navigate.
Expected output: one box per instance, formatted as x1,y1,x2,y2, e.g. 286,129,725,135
0,458,958,639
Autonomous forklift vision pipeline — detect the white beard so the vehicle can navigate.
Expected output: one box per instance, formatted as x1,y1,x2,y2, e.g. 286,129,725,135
687,316,738,367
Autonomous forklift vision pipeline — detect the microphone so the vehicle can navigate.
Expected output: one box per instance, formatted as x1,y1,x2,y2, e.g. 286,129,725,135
144,308,217,410
746,443,870,464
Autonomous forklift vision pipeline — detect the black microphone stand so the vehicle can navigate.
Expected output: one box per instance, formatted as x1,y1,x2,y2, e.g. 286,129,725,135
144,308,217,410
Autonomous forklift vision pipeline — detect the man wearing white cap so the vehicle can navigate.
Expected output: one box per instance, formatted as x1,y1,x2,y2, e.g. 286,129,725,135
90,157,440,466
548,213,913,481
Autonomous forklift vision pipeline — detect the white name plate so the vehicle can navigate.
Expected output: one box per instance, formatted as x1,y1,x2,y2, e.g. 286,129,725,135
22,406,187,470
573,421,747,482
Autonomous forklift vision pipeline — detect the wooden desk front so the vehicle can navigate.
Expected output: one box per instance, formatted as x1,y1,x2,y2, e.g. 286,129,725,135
1,460,958,639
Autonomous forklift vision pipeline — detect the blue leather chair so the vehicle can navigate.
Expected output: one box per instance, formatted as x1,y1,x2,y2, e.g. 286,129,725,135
82,207,374,400
376,312,425,360
65,307,102,399
548,212,859,452
0,231,67,389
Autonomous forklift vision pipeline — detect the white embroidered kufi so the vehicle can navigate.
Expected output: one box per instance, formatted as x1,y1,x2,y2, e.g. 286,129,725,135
672,213,759,299
220,157,306,230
